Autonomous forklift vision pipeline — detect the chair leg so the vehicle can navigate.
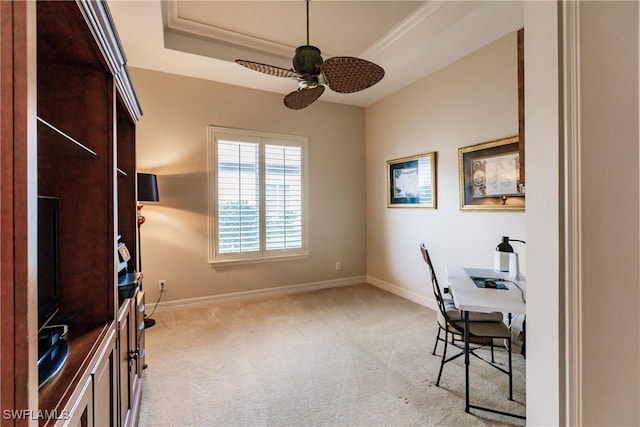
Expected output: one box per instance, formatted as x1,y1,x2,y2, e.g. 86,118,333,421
490,339,495,363
436,329,448,386
508,336,513,400
432,328,441,355
521,318,526,358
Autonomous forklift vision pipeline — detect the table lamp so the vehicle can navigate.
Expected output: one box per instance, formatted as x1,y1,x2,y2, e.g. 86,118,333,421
494,236,526,276
494,236,513,272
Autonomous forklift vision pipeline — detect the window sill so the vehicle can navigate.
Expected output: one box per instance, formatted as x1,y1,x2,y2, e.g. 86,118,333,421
209,253,310,268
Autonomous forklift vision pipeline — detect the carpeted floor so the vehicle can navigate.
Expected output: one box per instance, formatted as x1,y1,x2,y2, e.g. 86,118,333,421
139,284,525,426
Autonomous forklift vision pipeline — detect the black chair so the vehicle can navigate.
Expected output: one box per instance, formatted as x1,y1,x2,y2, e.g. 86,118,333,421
420,243,514,399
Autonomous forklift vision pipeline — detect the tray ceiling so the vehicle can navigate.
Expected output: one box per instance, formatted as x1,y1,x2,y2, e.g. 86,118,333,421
108,1,524,108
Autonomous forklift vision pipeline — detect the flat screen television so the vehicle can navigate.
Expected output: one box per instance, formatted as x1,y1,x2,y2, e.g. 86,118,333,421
38,196,60,331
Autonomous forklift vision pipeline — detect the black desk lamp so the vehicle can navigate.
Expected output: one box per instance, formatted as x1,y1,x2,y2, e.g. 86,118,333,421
137,173,159,328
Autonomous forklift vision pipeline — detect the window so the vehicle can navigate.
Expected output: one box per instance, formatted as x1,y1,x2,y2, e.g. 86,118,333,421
208,127,308,264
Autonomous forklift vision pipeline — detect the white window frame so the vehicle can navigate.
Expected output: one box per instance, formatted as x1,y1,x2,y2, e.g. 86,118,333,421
208,126,309,266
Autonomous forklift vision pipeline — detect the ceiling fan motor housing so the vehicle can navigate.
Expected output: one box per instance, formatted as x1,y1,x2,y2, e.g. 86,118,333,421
293,45,323,75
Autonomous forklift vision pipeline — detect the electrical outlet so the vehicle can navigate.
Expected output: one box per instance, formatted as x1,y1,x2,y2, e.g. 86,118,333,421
335,262,341,271
159,279,167,291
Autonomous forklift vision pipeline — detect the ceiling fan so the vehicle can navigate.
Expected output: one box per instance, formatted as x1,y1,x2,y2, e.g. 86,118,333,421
235,0,385,110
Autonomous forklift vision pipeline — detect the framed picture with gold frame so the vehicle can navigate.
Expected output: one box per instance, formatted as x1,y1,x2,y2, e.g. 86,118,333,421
458,136,524,211
387,152,437,208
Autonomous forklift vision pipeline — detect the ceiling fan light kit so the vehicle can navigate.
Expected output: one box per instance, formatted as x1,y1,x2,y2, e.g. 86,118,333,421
235,0,385,110
293,45,323,75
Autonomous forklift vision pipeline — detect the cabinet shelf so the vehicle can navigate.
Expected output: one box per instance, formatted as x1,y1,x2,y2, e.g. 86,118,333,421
37,117,98,158
39,324,111,422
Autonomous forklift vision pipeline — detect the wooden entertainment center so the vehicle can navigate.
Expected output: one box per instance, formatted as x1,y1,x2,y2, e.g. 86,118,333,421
1,1,144,425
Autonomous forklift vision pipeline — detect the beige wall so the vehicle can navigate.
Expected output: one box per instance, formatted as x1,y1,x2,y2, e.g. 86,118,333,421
131,68,367,304
577,1,639,424
525,1,640,424
524,2,560,424
365,33,526,305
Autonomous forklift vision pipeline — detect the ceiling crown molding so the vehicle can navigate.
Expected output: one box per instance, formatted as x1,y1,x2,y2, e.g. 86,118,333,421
361,1,479,59
164,0,294,58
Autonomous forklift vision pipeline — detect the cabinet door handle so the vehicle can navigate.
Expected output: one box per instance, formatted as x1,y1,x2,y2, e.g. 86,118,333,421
139,304,145,312
139,321,145,331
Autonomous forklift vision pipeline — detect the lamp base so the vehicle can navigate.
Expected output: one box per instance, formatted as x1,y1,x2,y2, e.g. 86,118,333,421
144,317,156,329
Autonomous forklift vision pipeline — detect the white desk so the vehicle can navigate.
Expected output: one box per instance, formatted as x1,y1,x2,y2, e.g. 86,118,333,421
445,266,526,315
445,266,526,420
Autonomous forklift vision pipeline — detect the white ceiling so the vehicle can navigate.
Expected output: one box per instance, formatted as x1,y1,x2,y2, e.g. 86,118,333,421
108,1,524,108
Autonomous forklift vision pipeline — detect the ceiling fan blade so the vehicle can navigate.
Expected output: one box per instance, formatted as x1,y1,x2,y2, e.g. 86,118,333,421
235,59,301,79
322,57,385,93
283,86,325,110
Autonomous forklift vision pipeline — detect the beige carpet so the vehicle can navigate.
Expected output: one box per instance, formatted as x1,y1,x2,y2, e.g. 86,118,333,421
139,284,525,426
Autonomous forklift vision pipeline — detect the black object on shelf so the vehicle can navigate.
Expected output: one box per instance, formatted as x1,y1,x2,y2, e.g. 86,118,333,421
38,340,69,388
118,272,140,301
38,325,69,388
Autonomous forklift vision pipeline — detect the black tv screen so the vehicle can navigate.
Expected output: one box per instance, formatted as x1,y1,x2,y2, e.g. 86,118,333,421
38,196,59,331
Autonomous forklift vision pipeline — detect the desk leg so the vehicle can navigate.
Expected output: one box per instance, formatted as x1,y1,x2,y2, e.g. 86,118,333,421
464,310,470,413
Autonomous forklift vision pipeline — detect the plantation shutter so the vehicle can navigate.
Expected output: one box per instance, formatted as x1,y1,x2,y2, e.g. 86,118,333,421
217,140,260,254
264,144,303,251
209,127,307,264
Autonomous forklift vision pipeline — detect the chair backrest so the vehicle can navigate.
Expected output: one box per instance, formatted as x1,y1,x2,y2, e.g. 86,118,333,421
420,243,457,328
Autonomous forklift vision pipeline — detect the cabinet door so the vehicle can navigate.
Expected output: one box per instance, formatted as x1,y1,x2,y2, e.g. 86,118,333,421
128,293,137,381
135,290,146,373
125,291,144,427
62,376,93,427
92,329,117,427
117,299,132,426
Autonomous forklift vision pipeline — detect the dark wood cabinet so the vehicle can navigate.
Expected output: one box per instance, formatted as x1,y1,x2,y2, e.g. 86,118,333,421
0,1,142,425
134,291,146,380
92,329,118,427
117,292,144,427
117,300,133,426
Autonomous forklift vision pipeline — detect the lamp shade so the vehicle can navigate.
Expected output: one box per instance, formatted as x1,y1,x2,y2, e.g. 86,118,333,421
137,173,159,202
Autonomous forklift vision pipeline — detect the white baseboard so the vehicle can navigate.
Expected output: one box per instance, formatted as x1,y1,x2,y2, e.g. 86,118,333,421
366,275,437,311
153,275,367,312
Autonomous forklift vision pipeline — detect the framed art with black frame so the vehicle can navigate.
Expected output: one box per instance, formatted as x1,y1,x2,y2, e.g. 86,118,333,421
387,152,437,208
458,135,525,211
